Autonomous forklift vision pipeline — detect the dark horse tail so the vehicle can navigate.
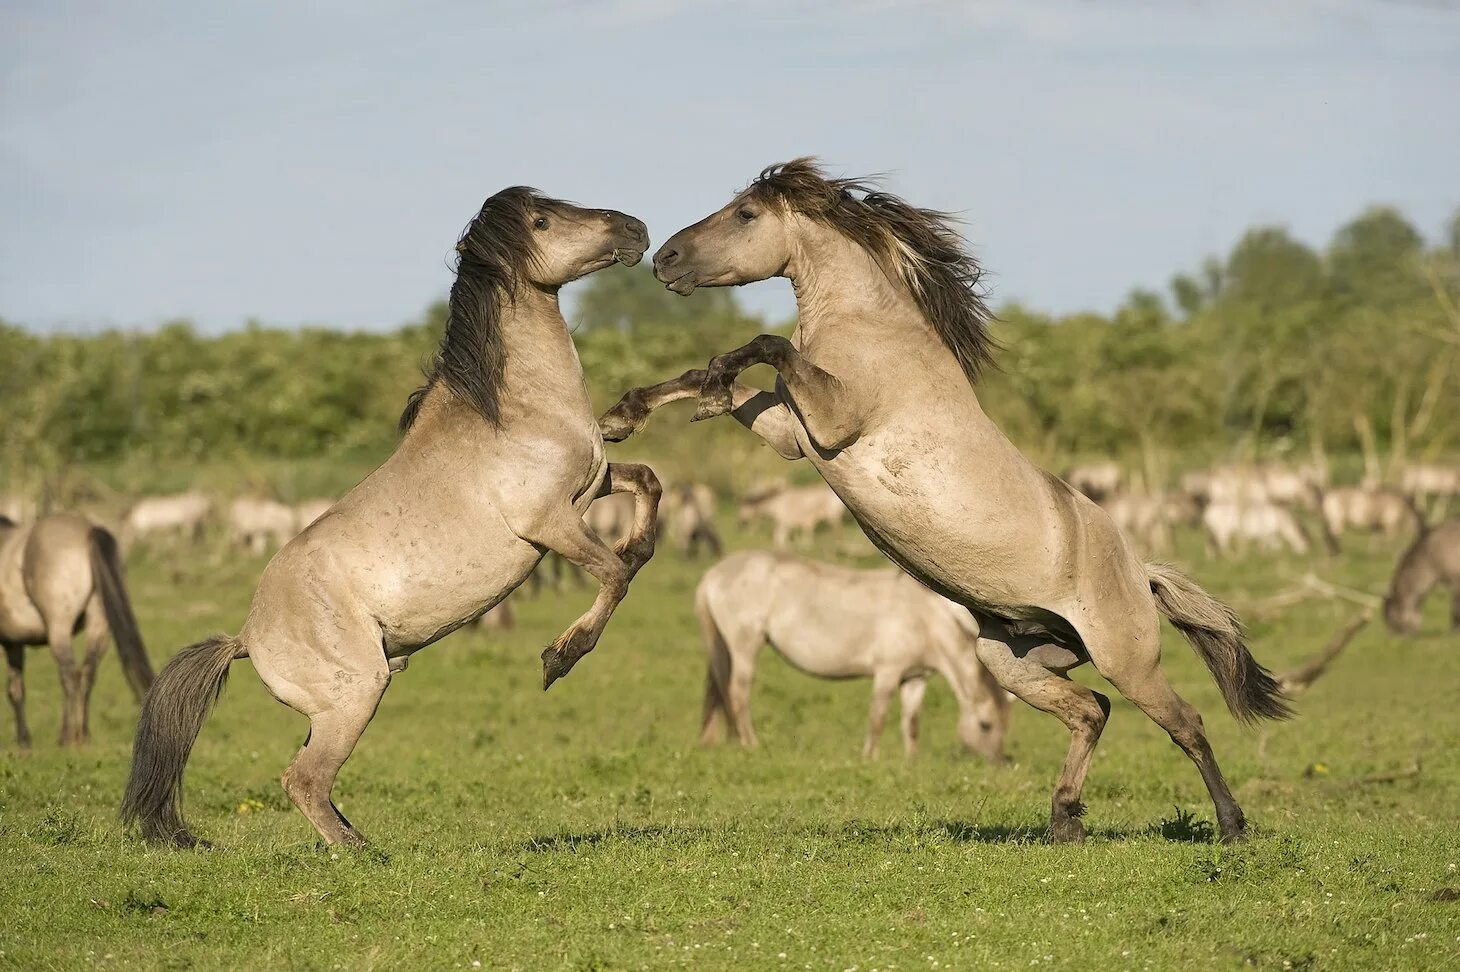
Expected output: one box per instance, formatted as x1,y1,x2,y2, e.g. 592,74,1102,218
1146,563,1292,725
87,527,155,701
121,635,241,847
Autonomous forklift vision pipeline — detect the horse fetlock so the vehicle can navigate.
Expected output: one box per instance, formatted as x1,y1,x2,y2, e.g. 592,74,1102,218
1217,807,1247,844
692,370,736,422
599,394,649,442
541,625,600,690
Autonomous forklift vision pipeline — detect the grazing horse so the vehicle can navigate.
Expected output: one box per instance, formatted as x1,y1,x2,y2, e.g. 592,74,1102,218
0,513,154,745
123,188,656,848
601,159,1288,843
1320,486,1421,543
227,497,297,555
738,483,847,547
1383,519,1460,634
696,550,1009,761
123,492,212,546
1201,499,1310,557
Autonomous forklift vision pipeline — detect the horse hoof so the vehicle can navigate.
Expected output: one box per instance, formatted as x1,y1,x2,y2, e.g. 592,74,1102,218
541,647,570,691
1049,818,1086,844
691,396,731,423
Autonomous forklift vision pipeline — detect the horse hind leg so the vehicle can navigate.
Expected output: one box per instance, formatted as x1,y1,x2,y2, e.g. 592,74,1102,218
279,670,390,846
4,644,29,747
46,620,85,746
76,595,111,741
974,629,1108,843
1086,623,1247,842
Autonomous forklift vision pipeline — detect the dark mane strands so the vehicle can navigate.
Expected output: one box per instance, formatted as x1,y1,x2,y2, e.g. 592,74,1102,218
746,158,997,385
399,187,549,432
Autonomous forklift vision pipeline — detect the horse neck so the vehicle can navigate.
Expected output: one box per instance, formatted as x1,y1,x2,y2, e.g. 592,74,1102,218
1393,549,1439,607
496,286,585,394
408,285,589,438
785,224,979,400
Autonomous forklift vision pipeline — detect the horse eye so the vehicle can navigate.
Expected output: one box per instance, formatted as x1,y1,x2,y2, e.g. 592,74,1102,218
737,208,756,222
533,217,549,230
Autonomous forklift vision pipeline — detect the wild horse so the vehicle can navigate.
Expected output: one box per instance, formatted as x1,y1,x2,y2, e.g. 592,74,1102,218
601,159,1289,843
124,188,658,847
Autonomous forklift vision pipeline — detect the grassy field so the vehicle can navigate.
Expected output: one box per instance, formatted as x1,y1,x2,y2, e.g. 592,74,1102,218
2,500,1458,970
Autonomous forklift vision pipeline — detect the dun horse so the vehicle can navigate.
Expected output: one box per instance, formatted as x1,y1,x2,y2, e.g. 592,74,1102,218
123,492,212,546
738,483,847,547
123,188,657,847
601,159,1289,842
1383,519,1460,634
697,550,1009,760
0,513,154,745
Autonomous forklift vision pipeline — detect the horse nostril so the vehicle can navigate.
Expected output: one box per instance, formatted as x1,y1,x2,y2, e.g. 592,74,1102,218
624,216,648,241
657,247,680,269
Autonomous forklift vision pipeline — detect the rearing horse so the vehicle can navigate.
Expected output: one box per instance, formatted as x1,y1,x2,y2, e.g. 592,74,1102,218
124,188,658,847
601,160,1289,843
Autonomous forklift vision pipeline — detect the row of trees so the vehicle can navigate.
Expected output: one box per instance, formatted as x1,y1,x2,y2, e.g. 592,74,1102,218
2,205,1457,495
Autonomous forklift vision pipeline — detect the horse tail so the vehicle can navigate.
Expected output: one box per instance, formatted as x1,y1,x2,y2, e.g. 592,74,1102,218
695,579,733,742
121,634,243,847
1146,563,1292,725
87,526,154,701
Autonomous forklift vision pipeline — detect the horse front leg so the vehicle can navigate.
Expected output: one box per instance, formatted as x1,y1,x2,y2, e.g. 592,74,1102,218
694,334,861,451
600,370,805,460
533,464,662,690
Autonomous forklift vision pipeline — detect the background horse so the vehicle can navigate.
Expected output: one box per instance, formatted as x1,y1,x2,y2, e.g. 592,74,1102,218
227,497,297,555
601,159,1289,843
122,492,212,547
737,483,847,547
122,187,656,848
0,513,154,745
1383,518,1460,634
696,549,1009,761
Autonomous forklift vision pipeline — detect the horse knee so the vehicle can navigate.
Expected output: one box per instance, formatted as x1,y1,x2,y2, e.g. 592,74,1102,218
1071,693,1110,741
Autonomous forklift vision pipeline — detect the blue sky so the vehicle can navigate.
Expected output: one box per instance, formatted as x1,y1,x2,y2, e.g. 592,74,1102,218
2,0,1457,332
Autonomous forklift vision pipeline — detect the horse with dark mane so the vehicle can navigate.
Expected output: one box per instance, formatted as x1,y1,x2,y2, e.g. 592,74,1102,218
123,188,656,847
601,159,1290,843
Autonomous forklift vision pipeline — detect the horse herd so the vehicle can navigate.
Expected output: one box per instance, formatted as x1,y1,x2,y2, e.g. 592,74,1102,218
4,159,1458,854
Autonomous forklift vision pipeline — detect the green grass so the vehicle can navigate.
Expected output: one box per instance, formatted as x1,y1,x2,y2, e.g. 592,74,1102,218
2,510,1458,970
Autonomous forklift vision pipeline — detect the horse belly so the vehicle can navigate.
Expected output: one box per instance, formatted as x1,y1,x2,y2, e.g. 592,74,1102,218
810,449,1067,621
766,613,877,679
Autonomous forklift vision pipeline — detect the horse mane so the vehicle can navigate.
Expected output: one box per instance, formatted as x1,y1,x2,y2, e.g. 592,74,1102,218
744,157,997,385
399,186,550,431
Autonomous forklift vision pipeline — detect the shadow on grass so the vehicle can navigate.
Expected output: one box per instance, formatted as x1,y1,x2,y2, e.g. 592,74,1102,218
522,811,1220,853
522,824,712,853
